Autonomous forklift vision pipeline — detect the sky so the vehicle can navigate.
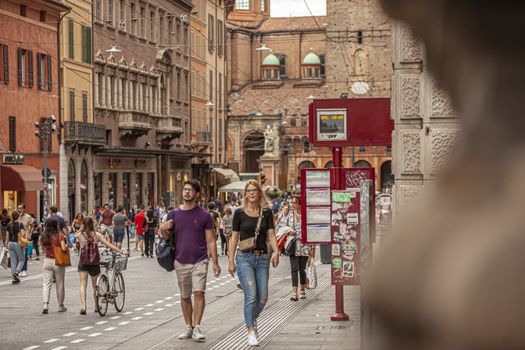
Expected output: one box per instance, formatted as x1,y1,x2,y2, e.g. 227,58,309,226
270,0,326,17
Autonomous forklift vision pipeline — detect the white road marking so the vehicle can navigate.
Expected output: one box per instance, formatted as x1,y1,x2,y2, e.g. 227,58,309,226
119,321,130,326
79,326,93,331
88,333,101,337
144,312,153,316
213,285,220,289
96,321,108,325
175,293,180,297
23,346,40,350
134,307,144,311
154,308,165,311
206,288,212,291
165,303,173,307
70,339,85,344
104,327,116,331
44,339,59,343
164,296,173,300
132,316,143,320
206,282,212,286
155,300,163,303
145,304,154,307
63,332,77,337
174,301,181,304
220,283,226,286
50,347,68,350
123,311,133,315
109,316,121,320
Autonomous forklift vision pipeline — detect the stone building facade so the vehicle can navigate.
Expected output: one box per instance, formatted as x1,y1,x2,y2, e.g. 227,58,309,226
0,0,69,218
390,22,460,213
92,0,194,211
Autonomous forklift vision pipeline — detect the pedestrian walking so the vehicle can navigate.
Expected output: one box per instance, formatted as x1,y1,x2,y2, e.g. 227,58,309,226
207,201,222,241
40,217,68,313
98,204,114,243
143,210,158,258
222,207,233,256
75,217,127,315
0,208,9,248
29,218,41,260
17,204,32,277
275,204,289,231
4,211,28,284
113,206,132,250
286,196,315,301
160,179,221,342
134,208,145,255
228,180,280,346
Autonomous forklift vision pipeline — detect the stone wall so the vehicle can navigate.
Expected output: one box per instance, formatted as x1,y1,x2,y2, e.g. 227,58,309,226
391,22,461,213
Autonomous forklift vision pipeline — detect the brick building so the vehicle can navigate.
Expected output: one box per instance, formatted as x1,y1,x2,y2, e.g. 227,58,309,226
226,0,394,191
0,0,69,218
92,0,194,210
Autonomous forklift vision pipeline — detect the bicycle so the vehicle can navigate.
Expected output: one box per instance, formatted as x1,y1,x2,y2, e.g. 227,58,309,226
96,252,128,317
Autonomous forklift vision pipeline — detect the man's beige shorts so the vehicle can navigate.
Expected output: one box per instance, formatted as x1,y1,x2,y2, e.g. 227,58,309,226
175,259,209,299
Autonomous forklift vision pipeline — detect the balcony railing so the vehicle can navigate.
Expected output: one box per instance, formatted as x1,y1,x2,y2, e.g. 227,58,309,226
63,121,106,146
118,112,151,138
195,131,212,145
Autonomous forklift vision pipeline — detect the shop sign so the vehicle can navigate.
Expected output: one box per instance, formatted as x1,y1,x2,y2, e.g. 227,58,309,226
3,154,24,164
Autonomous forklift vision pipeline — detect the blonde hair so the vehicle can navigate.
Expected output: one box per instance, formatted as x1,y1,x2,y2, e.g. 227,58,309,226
242,180,270,210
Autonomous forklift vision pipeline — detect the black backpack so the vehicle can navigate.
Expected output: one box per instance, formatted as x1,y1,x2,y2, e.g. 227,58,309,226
157,210,176,272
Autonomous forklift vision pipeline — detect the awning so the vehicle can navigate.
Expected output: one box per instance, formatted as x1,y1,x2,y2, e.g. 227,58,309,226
213,168,240,185
220,181,248,193
1,165,43,191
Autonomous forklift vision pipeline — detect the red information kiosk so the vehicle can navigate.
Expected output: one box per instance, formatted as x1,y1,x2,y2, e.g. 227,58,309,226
300,98,393,321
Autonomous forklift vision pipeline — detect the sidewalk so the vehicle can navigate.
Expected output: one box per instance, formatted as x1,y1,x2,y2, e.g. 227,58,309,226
149,263,361,350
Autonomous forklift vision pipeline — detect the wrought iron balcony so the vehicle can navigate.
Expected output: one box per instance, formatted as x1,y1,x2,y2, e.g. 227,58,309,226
118,111,151,138
195,131,212,145
63,121,106,146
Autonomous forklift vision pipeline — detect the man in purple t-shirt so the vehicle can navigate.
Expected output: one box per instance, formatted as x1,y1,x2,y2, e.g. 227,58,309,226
160,179,220,342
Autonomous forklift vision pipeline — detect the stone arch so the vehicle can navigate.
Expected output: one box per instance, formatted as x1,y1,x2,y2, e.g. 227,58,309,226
298,160,315,169
325,161,333,168
354,160,372,168
353,48,369,76
242,130,265,173
380,160,394,192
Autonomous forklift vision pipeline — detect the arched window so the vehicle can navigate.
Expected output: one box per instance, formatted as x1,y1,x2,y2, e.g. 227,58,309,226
325,161,333,168
319,54,326,77
354,160,372,168
68,160,76,220
298,160,315,169
278,54,286,78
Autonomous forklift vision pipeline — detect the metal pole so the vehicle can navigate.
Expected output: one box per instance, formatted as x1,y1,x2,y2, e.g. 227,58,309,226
331,147,349,321
351,146,355,167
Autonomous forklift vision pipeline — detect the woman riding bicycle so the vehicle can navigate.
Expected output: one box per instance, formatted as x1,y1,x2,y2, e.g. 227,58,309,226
75,216,127,315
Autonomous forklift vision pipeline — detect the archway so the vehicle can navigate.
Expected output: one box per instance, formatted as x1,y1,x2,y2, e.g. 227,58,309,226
380,160,394,192
68,160,75,220
297,160,316,183
325,161,333,168
354,160,372,168
243,130,265,173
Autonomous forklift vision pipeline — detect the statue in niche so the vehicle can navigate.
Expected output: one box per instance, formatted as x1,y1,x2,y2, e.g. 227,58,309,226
354,49,369,76
264,125,276,152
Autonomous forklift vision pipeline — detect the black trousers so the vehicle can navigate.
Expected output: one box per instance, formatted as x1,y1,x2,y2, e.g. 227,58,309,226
32,238,40,257
219,229,227,254
289,255,308,287
144,231,155,257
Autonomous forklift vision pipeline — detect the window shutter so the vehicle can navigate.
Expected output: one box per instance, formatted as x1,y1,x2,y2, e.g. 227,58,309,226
28,50,33,87
81,25,86,62
86,27,92,64
68,19,74,59
3,45,8,83
47,55,52,91
37,53,42,89
17,48,22,86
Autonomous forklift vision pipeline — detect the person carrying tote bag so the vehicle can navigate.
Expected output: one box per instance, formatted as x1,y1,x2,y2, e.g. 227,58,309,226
4,211,26,284
40,217,68,314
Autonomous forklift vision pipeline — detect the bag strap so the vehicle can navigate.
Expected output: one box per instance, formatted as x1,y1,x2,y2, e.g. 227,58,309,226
253,208,264,240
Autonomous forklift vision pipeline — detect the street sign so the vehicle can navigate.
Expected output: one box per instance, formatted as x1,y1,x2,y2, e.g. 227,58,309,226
42,167,51,178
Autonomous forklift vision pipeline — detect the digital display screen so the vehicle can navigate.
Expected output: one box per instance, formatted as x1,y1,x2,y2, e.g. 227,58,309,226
316,109,347,141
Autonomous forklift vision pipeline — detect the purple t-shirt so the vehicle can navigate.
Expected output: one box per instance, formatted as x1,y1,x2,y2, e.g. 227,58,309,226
172,206,214,264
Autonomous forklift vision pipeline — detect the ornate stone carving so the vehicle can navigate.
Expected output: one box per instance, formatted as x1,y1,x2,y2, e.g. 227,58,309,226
400,24,421,62
430,129,460,174
401,131,421,174
400,76,421,118
400,186,423,210
431,79,455,117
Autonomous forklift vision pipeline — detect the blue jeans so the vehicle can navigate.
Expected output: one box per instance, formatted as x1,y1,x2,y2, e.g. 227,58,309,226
236,251,270,328
8,242,24,276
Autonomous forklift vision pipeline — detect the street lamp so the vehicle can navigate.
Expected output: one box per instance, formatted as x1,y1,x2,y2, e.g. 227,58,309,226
34,115,57,218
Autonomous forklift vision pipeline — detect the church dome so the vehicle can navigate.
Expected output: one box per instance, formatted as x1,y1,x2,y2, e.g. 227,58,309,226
262,53,280,66
303,50,321,65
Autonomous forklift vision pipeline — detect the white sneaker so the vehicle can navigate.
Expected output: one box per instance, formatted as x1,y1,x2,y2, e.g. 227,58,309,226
192,326,206,342
178,326,193,339
20,271,27,277
247,331,259,346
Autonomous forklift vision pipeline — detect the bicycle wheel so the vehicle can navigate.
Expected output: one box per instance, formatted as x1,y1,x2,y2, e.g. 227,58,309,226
113,272,126,312
96,274,109,317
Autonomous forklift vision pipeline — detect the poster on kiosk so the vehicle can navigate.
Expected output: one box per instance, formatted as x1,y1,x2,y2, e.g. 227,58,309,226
301,98,391,287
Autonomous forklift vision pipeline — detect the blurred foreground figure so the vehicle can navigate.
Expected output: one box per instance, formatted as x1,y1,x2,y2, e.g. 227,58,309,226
368,1,525,349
